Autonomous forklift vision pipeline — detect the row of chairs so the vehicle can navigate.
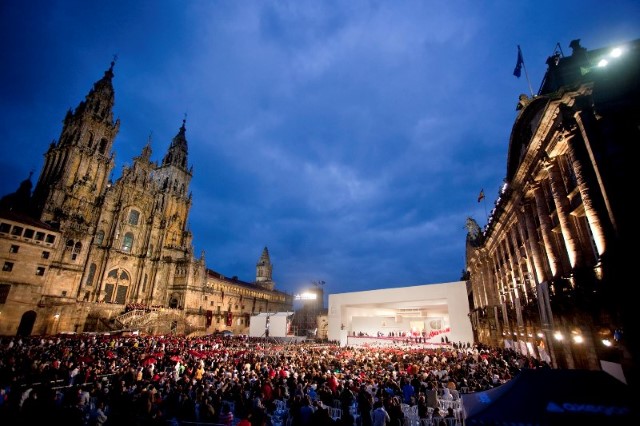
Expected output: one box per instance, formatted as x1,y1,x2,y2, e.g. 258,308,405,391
401,401,463,426
317,402,461,426
438,399,463,421
404,417,459,426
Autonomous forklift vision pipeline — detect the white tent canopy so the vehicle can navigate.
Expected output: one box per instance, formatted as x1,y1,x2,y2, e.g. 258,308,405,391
249,312,294,338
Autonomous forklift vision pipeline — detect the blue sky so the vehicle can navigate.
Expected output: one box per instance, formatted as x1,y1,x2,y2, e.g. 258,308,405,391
1,1,639,298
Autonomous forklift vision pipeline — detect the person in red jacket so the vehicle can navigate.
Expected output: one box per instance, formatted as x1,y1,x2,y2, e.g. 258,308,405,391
237,412,252,426
327,372,339,393
261,379,274,403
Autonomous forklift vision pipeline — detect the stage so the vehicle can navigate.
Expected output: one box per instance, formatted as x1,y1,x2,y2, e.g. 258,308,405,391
328,281,473,347
345,335,452,348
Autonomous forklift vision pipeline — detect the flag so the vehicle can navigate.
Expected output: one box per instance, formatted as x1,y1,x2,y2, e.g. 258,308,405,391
477,189,485,203
513,45,524,78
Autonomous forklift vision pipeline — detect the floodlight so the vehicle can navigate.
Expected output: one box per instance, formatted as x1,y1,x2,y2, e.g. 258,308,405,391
610,47,622,58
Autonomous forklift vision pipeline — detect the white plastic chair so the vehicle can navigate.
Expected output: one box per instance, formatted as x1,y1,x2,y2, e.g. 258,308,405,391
403,416,421,426
430,416,444,426
329,407,342,421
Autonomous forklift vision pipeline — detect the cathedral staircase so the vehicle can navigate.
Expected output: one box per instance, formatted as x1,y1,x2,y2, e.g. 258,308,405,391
113,308,206,335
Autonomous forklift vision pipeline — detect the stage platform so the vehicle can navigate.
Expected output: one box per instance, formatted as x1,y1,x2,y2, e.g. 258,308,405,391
346,335,451,348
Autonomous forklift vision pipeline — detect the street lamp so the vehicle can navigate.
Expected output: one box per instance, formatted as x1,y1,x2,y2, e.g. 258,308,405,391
53,312,60,334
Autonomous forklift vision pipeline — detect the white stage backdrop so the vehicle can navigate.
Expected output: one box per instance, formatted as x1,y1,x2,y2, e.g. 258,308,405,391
249,312,293,337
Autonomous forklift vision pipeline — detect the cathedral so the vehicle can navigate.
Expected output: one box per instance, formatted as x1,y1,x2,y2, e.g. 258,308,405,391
0,62,293,336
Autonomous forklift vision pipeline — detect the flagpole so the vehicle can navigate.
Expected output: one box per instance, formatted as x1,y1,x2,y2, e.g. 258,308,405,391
477,189,488,223
522,62,534,97
483,197,488,223
520,47,534,97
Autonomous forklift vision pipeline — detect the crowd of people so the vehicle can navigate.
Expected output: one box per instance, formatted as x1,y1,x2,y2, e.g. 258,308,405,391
0,333,550,425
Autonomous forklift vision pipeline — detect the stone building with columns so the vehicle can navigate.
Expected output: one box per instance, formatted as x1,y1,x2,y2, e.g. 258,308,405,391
465,38,638,382
0,63,292,336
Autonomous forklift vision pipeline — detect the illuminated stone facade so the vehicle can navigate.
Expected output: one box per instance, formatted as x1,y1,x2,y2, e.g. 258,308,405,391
465,39,638,381
0,63,292,336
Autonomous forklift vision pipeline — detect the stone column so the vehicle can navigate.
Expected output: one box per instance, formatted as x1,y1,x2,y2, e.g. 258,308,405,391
504,234,525,330
573,111,618,234
484,257,499,306
495,243,508,302
531,182,562,278
482,259,500,345
470,262,480,308
490,256,508,340
538,280,558,368
476,260,489,307
576,318,601,370
545,157,583,268
521,201,549,286
497,242,516,342
566,136,608,258
514,218,537,311
508,225,529,301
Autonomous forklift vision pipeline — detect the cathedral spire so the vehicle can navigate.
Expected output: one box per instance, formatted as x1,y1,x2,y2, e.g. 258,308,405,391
72,60,117,126
140,132,153,161
55,59,119,151
256,246,274,290
258,246,271,265
161,118,189,170
31,60,119,222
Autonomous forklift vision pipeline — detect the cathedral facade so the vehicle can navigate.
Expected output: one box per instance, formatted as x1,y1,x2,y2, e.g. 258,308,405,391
0,62,292,336
465,39,637,381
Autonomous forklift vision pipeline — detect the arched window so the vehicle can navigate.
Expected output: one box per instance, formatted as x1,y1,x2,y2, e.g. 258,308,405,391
72,242,82,260
104,268,130,304
95,230,105,246
122,233,134,252
98,138,107,154
128,210,140,225
86,263,96,286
